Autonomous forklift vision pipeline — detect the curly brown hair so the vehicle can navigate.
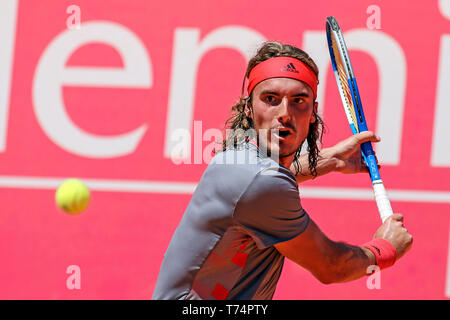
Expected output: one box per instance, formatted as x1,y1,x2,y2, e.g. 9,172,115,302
222,41,324,177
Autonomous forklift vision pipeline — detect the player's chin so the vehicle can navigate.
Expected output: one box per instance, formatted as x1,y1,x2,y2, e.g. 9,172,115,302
276,142,301,157
280,136,302,150
279,147,299,159
267,136,301,156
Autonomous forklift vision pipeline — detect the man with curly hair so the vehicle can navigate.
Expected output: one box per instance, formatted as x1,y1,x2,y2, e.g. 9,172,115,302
153,41,412,300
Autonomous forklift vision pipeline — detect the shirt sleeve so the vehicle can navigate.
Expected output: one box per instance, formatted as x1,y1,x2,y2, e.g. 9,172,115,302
233,166,310,249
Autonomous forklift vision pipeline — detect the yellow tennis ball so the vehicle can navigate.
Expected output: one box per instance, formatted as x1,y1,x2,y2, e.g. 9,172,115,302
55,179,90,214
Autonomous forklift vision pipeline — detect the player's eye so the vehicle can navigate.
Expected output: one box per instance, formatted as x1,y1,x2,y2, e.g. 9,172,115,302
263,95,278,104
292,97,304,104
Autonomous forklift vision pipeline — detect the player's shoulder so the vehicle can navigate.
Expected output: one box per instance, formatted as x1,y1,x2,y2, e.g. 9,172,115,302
233,163,302,220
205,142,297,188
208,143,259,173
248,165,299,196
210,142,277,170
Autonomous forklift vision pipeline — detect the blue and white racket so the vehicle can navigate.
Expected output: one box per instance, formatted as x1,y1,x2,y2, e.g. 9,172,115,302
326,16,393,222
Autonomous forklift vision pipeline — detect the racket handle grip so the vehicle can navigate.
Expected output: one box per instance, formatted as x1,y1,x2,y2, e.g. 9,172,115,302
372,180,393,223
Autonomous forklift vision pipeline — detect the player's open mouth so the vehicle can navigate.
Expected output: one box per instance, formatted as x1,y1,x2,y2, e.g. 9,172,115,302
273,127,293,140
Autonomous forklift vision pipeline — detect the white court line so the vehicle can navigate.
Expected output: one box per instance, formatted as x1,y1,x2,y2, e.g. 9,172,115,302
299,186,450,203
0,175,450,203
0,176,197,194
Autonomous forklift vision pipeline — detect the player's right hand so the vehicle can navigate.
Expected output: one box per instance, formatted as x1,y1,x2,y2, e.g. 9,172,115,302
373,213,413,259
330,131,381,175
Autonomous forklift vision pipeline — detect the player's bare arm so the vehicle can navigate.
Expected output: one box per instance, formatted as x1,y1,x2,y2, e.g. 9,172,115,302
275,213,413,284
293,131,381,183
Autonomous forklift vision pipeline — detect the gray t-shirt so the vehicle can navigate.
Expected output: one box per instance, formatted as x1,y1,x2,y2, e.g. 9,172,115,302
152,141,310,300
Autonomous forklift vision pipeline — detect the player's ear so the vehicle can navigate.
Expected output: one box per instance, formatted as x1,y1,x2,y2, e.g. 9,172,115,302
310,101,318,123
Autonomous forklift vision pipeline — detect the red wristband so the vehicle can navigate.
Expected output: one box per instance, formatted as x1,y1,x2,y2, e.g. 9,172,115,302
362,238,397,270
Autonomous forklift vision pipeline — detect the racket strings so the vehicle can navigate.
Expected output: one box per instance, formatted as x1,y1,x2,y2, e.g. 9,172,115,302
335,31,364,125
331,38,359,131
336,62,358,129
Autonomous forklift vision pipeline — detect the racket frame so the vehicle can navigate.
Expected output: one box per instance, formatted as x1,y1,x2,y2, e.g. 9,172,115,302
326,16,393,222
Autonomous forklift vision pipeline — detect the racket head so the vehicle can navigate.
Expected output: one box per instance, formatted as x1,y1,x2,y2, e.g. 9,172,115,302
326,17,360,134
326,16,380,181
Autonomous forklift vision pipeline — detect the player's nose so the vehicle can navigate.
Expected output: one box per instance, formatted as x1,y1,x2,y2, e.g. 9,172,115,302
277,97,291,123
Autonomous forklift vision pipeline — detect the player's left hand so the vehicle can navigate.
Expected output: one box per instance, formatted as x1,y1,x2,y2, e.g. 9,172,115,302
328,131,381,174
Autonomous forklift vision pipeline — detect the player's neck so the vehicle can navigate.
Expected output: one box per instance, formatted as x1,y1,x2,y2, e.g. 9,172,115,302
279,155,294,170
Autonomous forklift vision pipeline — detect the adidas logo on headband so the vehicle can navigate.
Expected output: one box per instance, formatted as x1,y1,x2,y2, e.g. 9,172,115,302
281,63,299,73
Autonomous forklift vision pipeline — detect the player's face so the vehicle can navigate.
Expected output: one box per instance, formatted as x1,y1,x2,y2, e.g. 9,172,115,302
249,78,317,168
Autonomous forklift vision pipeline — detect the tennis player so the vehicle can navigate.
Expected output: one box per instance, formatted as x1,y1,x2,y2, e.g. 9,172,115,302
152,41,413,300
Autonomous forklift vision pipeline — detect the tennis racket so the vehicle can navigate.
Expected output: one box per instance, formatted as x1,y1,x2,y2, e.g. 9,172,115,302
326,16,393,223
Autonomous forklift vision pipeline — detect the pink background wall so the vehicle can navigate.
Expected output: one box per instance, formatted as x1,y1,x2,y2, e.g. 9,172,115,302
0,0,449,299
